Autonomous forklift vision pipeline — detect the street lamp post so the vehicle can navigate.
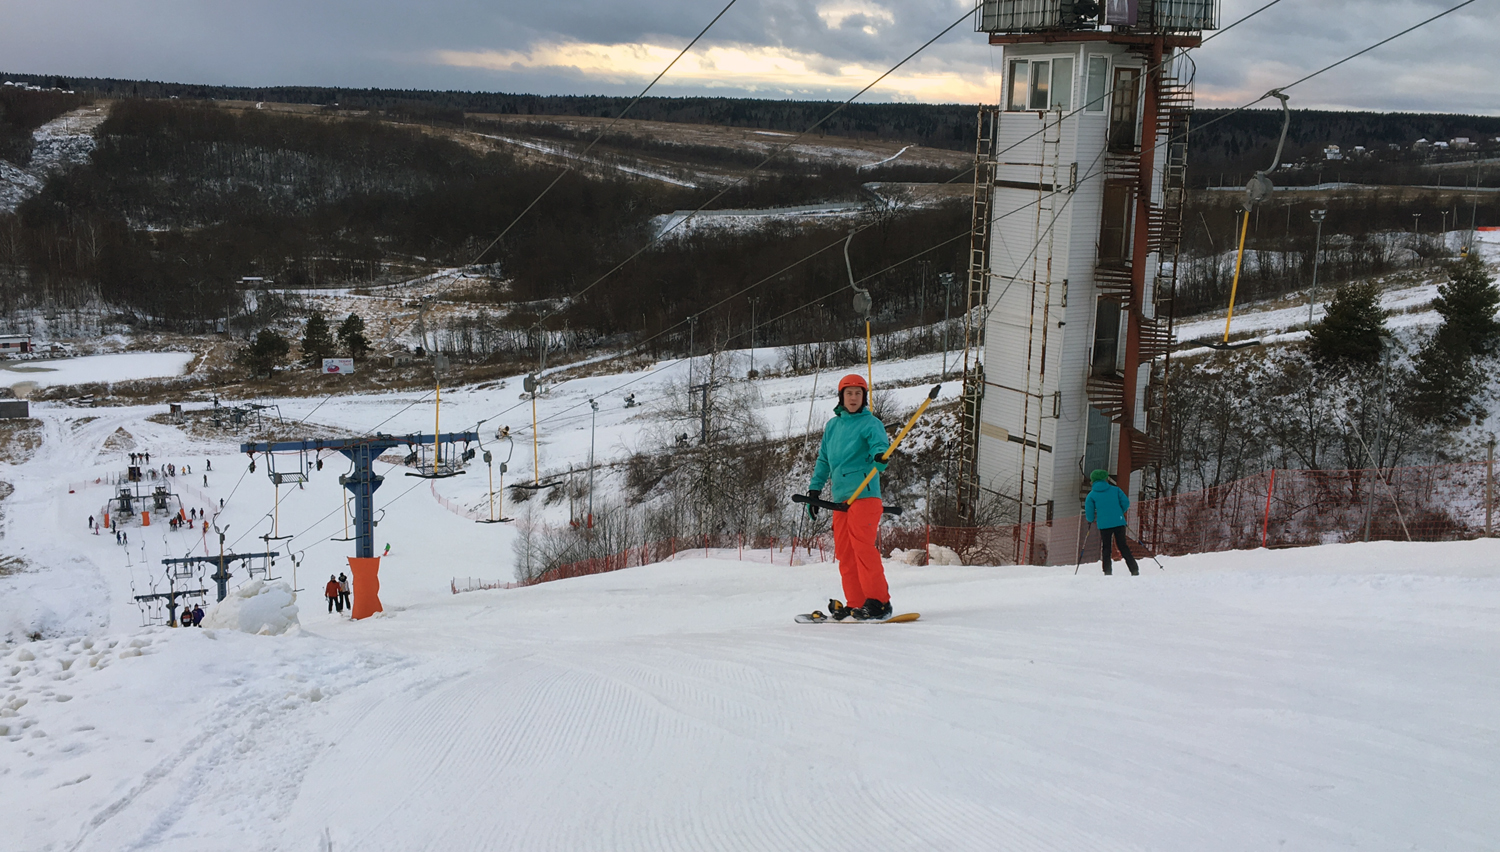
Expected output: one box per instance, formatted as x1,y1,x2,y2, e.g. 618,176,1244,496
588,399,599,528
1307,209,1326,328
749,298,759,378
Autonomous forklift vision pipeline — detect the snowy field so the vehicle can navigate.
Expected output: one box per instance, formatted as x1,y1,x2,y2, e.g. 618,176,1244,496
1,351,195,390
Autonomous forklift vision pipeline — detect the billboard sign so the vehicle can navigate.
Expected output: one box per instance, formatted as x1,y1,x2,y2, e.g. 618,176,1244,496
322,358,355,375
1104,0,1138,25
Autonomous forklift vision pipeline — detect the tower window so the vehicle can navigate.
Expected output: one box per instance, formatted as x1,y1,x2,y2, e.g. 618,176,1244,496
1084,56,1108,112
1007,57,1074,112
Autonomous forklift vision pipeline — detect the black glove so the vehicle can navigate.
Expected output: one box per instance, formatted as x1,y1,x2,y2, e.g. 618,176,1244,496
805,489,822,520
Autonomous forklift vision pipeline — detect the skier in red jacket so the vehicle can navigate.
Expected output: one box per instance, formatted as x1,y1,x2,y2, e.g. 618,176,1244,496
325,576,342,613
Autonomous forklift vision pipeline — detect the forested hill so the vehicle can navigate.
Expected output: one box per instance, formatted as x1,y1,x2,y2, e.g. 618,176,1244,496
1189,108,1500,182
0,73,980,151
6,71,1499,166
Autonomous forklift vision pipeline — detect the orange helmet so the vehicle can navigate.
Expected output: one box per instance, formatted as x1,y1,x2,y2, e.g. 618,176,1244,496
837,374,868,393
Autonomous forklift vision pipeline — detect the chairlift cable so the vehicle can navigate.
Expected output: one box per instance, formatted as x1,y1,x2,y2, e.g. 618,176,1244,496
462,0,743,271
292,0,1434,538
522,2,981,335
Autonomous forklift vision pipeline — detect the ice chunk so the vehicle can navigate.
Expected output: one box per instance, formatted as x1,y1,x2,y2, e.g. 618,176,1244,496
927,545,962,566
200,581,300,636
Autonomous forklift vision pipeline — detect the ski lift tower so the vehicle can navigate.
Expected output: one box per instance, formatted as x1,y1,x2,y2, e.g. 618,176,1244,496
958,0,1215,557
241,430,479,617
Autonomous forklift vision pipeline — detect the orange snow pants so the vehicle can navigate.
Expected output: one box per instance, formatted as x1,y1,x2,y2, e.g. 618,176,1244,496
832,497,887,606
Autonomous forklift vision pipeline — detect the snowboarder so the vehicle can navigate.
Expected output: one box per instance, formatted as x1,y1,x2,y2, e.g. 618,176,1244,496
326,576,341,613
338,573,351,611
383,543,390,557
1084,469,1139,576
806,374,893,620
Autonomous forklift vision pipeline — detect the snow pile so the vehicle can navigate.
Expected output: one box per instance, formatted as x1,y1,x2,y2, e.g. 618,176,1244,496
888,544,963,565
200,580,299,635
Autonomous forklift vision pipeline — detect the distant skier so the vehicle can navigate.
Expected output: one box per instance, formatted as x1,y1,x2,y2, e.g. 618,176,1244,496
326,575,342,613
383,542,391,557
1084,469,1139,576
88,515,94,529
206,459,211,471
806,374,893,621
338,573,351,611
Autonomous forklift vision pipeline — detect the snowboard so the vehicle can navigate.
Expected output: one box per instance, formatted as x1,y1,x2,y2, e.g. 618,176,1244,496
795,612,920,624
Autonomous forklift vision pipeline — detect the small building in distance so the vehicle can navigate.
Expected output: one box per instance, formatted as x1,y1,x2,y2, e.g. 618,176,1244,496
0,335,33,356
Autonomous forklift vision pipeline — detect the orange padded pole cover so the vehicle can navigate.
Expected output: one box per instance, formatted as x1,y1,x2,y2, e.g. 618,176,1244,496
142,511,150,527
348,556,383,619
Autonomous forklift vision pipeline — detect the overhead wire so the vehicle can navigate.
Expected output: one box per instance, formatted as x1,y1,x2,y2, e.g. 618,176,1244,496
521,2,986,332
461,0,744,270
270,0,1475,548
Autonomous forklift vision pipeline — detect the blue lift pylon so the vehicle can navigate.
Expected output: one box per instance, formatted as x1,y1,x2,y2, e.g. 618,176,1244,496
240,432,480,559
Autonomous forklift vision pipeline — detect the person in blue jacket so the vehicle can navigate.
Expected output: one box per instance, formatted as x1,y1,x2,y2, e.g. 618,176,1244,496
807,374,892,619
1084,469,1138,575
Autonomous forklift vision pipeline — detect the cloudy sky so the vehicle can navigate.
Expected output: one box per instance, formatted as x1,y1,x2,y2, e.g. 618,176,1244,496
2,0,1495,113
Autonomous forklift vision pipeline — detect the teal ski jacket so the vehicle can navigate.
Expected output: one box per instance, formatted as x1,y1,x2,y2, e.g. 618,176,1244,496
809,404,891,502
1084,480,1130,529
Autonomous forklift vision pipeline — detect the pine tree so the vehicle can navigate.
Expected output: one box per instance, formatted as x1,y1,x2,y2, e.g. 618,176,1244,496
243,329,289,378
1406,326,1484,425
1431,253,1500,357
337,312,371,359
300,311,335,367
1309,282,1386,367
1406,255,1499,423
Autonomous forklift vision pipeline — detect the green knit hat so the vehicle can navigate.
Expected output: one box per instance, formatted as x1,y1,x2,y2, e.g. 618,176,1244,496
1090,469,1110,483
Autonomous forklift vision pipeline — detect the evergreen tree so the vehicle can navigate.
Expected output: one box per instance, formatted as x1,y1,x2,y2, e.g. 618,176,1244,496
1431,253,1500,357
1406,255,1499,424
243,329,290,378
1309,282,1386,367
300,311,335,367
337,312,371,359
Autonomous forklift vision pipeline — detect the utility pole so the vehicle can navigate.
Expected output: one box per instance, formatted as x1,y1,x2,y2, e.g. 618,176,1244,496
1307,209,1326,329
939,272,955,378
1363,341,1392,542
687,314,698,392
1487,436,1495,538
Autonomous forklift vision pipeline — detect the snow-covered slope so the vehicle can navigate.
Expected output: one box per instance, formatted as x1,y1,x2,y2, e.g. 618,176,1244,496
5,536,1497,851
0,106,107,214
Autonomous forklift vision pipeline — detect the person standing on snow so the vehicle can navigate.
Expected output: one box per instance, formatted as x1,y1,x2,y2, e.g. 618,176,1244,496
806,374,893,620
326,575,341,613
191,604,204,626
337,573,351,612
1084,469,1139,576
